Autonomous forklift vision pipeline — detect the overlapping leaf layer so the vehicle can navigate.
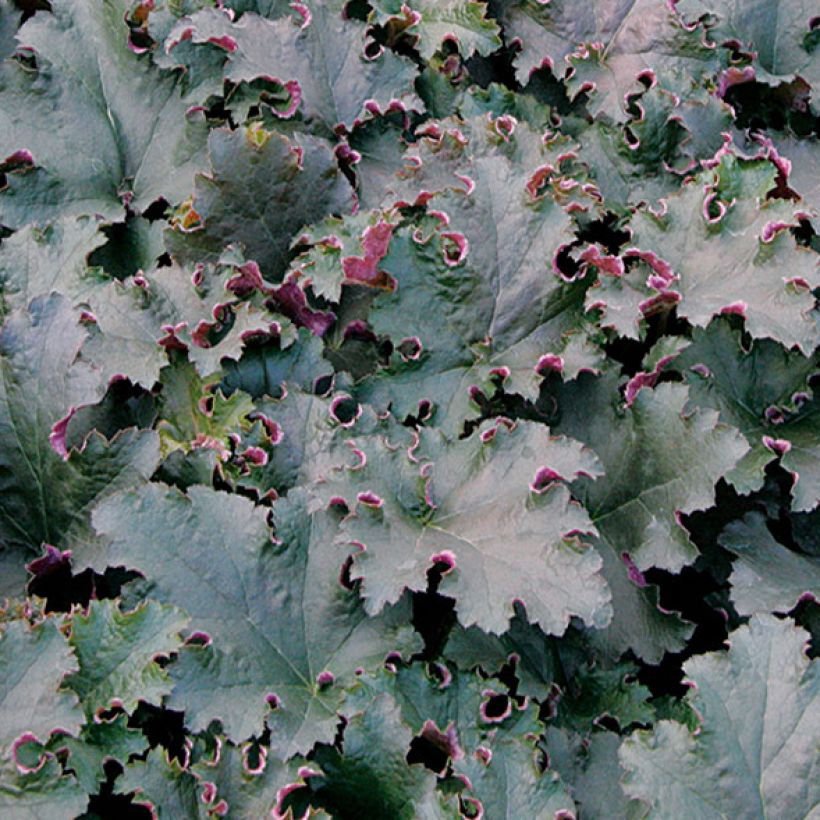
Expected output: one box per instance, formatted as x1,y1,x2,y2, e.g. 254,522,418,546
0,0,818,816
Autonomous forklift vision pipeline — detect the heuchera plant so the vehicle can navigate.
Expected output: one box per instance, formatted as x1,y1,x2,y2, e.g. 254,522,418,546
0,0,818,816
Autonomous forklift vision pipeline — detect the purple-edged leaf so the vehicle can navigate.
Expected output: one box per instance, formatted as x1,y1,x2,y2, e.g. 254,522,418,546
221,327,331,400
85,259,285,385
0,294,160,557
289,210,398,303
452,733,576,819
444,611,586,700
332,418,611,635
551,660,654,732
0,0,209,227
189,738,308,819
0,618,82,754
678,0,820,88
626,151,820,353
346,113,410,211
358,118,603,431
620,615,820,819
65,600,190,718
574,122,685,215
92,485,420,753
166,126,354,282
369,0,502,60
590,536,695,665
156,358,256,457
117,749,201,819
550,370,745,661
564,24,717,123
345,664,538,753
347,664,573,817
555,373,748,572
0,756,86,819
167,4,420,132
673,318,820,502
769,134,820,217
61,715,147,794
307,693,442,819
719,513,820,617
492,0,713,85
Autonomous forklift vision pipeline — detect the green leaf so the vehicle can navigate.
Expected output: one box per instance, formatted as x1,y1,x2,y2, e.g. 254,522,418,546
552,660,654,732
769,135,820,217
719,512,820,617
444,611,583,699
546,727,647,820
0,217,106,315
0,294,160,558
65,600,189,717
167,4,420,132
674,318,820,505
551,371,740,660
61,714,147,793
118,749,201,819
0,618,82,753
452,735,575,819
308,693,441,819
166,126,354,281
332,418,611,635
0,0,209,226
555,373,749,573
493,0,714,85
620,615,820,819
189,739,307,818
358,118,601,432
0,756,86,820
678,0,820,87
347,664,573,818
369,0,502,60
92,485,420,753
221,328,332,400
627,152,820,353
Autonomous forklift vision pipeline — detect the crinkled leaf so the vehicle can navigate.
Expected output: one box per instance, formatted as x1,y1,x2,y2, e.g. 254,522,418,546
0,294,160,557
720,512,820,617
166,126,353,281
674,318,820,505
0,756,86,820
554,373,749,572
92,485,420,753
167,4,420,132
370,0,502,60
444,611,585,700
308,693,441,819
493,0,714,85
333,418,611,635
221,327,330,399
546,728,646,820
0,618,82,753
620,615,820,819
627,152,820,353
0,217,106,315
118,749,201,819
452,734,575,819
0,0,209,226
678,0,820,87
190,739,306,819
65,600,189,717
358,118,601,432
61,714,147,793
